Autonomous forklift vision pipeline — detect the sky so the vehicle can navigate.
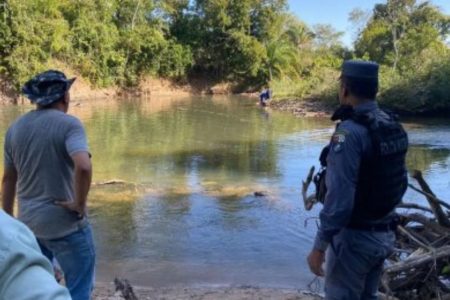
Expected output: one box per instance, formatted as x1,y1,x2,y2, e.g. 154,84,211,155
288,0,450,47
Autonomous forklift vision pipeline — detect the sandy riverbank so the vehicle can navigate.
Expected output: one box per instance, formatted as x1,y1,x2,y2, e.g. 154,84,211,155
93,283,323,300
0,69,256,104
269,99,334,118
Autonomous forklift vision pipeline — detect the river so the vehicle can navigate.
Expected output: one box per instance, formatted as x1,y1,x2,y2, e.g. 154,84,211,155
0,96,449,290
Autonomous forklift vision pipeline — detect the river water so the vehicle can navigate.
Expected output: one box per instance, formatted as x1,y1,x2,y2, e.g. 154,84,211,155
0,96,449,289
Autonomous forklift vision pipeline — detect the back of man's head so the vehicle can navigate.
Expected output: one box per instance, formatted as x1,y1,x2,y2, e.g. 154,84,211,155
341,60,379,100
22,70,75,108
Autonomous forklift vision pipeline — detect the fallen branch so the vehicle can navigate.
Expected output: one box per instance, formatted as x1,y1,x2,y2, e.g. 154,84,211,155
403,213,450,237
384,245,450,274
302,166,317,211
397,225,432,251
92,179,135,186
411,170,450,228
397,202,433,213
408,183,450,211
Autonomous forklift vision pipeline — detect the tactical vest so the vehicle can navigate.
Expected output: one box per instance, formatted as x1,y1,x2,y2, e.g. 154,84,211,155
349,110,408,225
316,106,408,225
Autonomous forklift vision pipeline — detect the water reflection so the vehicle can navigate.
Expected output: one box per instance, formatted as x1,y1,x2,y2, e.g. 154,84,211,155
407,146,450,172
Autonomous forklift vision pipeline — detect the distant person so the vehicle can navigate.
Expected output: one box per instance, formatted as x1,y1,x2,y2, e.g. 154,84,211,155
259,87,272,106
0,209,71,299
2,70,95,300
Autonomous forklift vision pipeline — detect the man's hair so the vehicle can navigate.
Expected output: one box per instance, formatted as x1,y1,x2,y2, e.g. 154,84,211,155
38,95,65,109
341,75,378,100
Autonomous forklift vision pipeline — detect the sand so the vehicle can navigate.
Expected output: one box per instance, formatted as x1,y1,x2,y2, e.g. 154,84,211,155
93,283,323,300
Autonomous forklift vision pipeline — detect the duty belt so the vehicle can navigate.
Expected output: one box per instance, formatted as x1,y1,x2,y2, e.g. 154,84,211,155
346,220,398,232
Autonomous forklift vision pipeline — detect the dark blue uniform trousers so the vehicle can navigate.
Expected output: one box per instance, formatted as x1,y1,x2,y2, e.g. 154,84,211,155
325,228,395,300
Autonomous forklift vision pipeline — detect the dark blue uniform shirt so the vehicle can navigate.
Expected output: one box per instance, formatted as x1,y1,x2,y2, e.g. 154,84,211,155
313,101,394,251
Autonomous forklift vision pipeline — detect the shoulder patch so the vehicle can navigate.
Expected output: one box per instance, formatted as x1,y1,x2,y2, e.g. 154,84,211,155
331,129,349,153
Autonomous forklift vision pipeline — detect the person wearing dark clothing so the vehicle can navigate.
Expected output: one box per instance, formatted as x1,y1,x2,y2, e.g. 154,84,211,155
307,60,408,299
259,88,272,106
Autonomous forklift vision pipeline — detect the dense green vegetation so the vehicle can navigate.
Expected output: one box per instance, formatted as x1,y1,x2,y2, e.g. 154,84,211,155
0,0,449,114
354,0,450,114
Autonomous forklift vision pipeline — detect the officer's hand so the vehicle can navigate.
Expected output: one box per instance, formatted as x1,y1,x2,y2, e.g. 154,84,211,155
55,200,85,218
307,249,325,277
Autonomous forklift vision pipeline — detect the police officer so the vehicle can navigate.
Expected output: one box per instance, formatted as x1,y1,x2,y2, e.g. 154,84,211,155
307,60,408,299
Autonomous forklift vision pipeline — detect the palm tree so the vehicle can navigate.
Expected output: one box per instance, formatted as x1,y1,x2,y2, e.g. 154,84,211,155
265,39,298,81
264,14,312,81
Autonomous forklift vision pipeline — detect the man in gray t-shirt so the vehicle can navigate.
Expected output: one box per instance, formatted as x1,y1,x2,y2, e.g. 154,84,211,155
2,70,95,300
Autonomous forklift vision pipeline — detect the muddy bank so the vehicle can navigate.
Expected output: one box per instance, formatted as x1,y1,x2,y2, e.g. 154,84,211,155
0,72,254,104
93,283,322,300
269,99,334,118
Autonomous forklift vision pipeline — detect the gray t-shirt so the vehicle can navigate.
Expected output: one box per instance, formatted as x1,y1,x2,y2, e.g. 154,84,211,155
4,109,89,239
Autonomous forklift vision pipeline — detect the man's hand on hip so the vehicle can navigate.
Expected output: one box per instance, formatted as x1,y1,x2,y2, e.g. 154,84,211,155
55,200,85,218
307,249,325,277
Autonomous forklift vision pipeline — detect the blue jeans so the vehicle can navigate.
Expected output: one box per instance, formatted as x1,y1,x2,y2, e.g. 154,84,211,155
38,225,96,300
325,228,395,300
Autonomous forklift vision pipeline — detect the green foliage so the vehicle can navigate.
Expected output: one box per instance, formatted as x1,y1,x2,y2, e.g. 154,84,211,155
352,0,450,114
0,0,346,94
0,0,192,88
0,0,448,116
442,265,450,275
379,50,450,114
167,0,289,81
1,0,72,86
355,0,449,71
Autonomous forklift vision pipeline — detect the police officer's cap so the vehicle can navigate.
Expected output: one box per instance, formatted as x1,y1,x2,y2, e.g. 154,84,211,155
341,60,379,79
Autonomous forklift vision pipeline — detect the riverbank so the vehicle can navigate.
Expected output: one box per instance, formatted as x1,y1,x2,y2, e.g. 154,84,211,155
0,72,256,104
269,98,334,118
93,283,322,300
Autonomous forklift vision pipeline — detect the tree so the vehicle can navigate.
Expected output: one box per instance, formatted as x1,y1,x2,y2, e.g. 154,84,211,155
169,0,288,82
263,14,312,81
312,24,344,49
355,0,449,71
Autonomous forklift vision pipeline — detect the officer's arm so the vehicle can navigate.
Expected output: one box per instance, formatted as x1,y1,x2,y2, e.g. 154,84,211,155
313,124,362,251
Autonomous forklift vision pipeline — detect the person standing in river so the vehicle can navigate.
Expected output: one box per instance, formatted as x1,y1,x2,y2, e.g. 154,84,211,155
2,70,95,300
307,60,408,299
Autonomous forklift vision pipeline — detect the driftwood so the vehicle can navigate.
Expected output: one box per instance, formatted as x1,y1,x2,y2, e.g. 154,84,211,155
114,278,138,300
302,167,450,299
302,166,317,211
384,246,450,274
408,183,450,211
411,170,450,228
403,213,450,237
93,179,130,186
396,225,432,251
397,202,433,213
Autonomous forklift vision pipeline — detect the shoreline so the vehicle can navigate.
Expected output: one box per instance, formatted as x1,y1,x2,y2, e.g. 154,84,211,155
269,98,334,118
92,282,323,300
0,74,259,104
